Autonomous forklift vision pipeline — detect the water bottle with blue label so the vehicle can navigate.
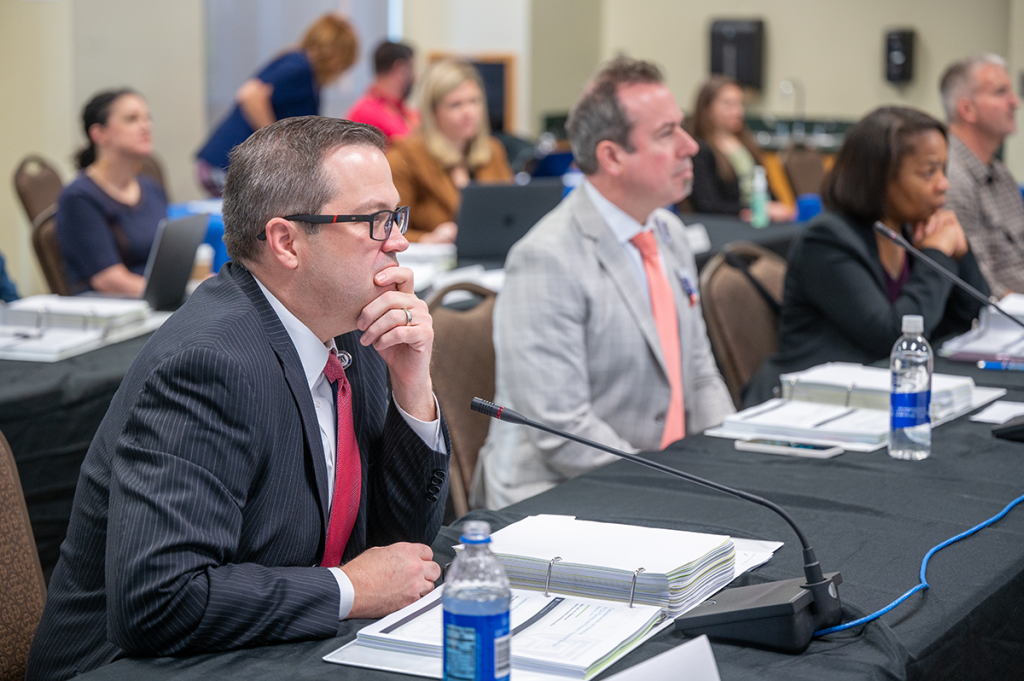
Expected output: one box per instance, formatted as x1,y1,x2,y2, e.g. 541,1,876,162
443,520,511,681
889,314,932,460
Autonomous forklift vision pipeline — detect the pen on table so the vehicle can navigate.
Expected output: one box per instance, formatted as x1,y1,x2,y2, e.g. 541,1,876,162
977,360,1024,371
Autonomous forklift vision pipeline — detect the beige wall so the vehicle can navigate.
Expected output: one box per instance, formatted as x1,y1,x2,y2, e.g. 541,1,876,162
529,0,601,136
403,0,532,135
5,0,1024,297
1,0,76,296
72,0,206,207
1006,0,1024,176
1,0,205,297
601,0,1009,120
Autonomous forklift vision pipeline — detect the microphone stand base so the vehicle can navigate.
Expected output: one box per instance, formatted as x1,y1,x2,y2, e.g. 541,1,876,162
674,572,842,654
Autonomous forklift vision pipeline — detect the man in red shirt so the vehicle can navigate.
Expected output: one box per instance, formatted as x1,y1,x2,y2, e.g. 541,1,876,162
346,41,419,142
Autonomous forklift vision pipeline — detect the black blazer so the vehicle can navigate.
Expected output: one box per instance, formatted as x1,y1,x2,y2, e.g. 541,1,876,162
27,263,451,680
744,211,989,406
689,141,743,215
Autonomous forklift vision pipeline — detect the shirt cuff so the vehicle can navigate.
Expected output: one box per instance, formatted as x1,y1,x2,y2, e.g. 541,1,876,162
329,567,355,619
395,393,446,453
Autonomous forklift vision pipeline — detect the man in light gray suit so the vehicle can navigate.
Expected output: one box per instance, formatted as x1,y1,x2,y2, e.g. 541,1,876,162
474,58,734,510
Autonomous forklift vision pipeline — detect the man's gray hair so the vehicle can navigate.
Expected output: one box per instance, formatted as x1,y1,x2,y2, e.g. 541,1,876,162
566,57,664,175
222,116,386,265
940,53,1007,123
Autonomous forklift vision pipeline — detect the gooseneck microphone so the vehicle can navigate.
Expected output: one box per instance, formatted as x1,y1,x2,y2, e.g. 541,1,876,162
471,397,843,654
873,221,1024,333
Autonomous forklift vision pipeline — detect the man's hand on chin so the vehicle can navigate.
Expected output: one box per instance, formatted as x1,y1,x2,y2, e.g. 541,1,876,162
342,543,440,619
356,264,436,421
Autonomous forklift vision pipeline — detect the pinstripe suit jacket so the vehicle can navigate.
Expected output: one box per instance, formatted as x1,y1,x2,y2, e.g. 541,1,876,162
27,263,450,680
474,186,734,509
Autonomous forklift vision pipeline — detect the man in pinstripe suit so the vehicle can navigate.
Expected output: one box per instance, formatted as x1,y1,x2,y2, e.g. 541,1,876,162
28,117,450,680
475,58,734,509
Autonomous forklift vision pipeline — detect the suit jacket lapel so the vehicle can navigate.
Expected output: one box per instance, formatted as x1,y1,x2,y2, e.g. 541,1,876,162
231,264,331,527
572,189,670,377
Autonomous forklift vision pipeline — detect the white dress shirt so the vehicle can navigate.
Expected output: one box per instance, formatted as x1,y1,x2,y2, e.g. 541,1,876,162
583,180,671,307
254,277,444,619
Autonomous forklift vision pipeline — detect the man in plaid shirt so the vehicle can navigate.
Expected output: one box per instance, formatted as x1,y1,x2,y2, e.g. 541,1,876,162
942,54,1024,299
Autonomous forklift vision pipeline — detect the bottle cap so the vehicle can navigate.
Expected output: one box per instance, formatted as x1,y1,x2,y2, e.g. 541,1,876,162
902,314,924,334
460,520,492,544
753,165,767,190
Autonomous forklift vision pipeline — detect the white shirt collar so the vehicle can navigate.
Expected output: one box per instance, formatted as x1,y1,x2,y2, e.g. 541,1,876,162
582,179,659,243
253,276,336,391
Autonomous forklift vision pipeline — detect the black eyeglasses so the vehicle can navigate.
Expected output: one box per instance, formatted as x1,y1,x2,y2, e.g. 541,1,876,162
257,205,410,241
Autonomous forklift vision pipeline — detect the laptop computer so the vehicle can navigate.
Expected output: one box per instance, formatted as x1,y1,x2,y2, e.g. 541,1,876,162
455,180,565,268
78,214,209,311
141,214,210,311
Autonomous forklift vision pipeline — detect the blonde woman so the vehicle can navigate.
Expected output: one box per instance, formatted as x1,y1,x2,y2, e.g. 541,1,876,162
386,59,513,243
196,14,358,195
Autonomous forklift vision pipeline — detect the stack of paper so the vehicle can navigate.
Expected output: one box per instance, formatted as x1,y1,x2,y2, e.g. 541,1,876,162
0,326,106,361
348,586,666,680
706,363,1005,452
465,515,737,618
779,363,975,421
719,399,890,446
1,295,151,330
941,295,1024,361
0,296,168,362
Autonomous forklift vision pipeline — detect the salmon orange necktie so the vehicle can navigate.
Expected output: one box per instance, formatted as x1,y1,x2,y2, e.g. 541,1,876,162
630,230,685,447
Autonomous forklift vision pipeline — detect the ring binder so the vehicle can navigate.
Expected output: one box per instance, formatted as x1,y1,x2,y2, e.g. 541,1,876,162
628,568,646,608
544,557,562,597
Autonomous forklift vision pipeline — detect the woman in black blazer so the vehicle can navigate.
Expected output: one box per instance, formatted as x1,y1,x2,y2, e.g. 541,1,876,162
744,106,989,406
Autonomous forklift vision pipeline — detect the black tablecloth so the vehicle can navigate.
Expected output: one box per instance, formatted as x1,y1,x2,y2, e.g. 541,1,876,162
77,362,1024,680
1,334,151,579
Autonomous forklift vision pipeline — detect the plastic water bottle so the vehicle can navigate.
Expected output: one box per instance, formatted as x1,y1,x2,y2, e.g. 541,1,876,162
889,315,933,460
443,521,511,681
750,165,769,228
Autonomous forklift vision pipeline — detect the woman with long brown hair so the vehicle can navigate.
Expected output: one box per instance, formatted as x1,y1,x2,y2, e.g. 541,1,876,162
687,76,794,221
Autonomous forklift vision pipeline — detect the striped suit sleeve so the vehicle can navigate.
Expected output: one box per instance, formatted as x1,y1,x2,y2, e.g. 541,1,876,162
106,346,339,656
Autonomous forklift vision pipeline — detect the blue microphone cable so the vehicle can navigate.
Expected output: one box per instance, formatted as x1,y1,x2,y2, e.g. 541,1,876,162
814,491,1024,637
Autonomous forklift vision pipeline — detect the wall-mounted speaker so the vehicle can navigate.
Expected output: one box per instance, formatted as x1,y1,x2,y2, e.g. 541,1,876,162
885,29,915,84
710,20,765,91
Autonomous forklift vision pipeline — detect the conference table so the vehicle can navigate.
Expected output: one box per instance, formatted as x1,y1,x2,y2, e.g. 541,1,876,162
76,357,1024,680
0,333,154,580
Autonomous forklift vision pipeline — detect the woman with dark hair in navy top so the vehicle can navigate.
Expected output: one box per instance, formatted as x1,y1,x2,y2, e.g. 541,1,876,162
56,89,167,295
195,14,358,196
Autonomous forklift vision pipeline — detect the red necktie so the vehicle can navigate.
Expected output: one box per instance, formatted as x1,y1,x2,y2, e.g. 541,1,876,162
631,230,685,447
321,351,361,567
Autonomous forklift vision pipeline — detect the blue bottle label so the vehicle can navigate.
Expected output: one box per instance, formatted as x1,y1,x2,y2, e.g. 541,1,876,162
891,390,931,429
443,611,510,681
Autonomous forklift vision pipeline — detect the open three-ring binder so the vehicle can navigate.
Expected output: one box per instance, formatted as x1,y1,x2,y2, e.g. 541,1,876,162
454,515,780,618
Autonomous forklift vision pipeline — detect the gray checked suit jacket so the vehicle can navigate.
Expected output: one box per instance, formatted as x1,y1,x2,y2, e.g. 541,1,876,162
27,263,450,680
474,185,734,509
